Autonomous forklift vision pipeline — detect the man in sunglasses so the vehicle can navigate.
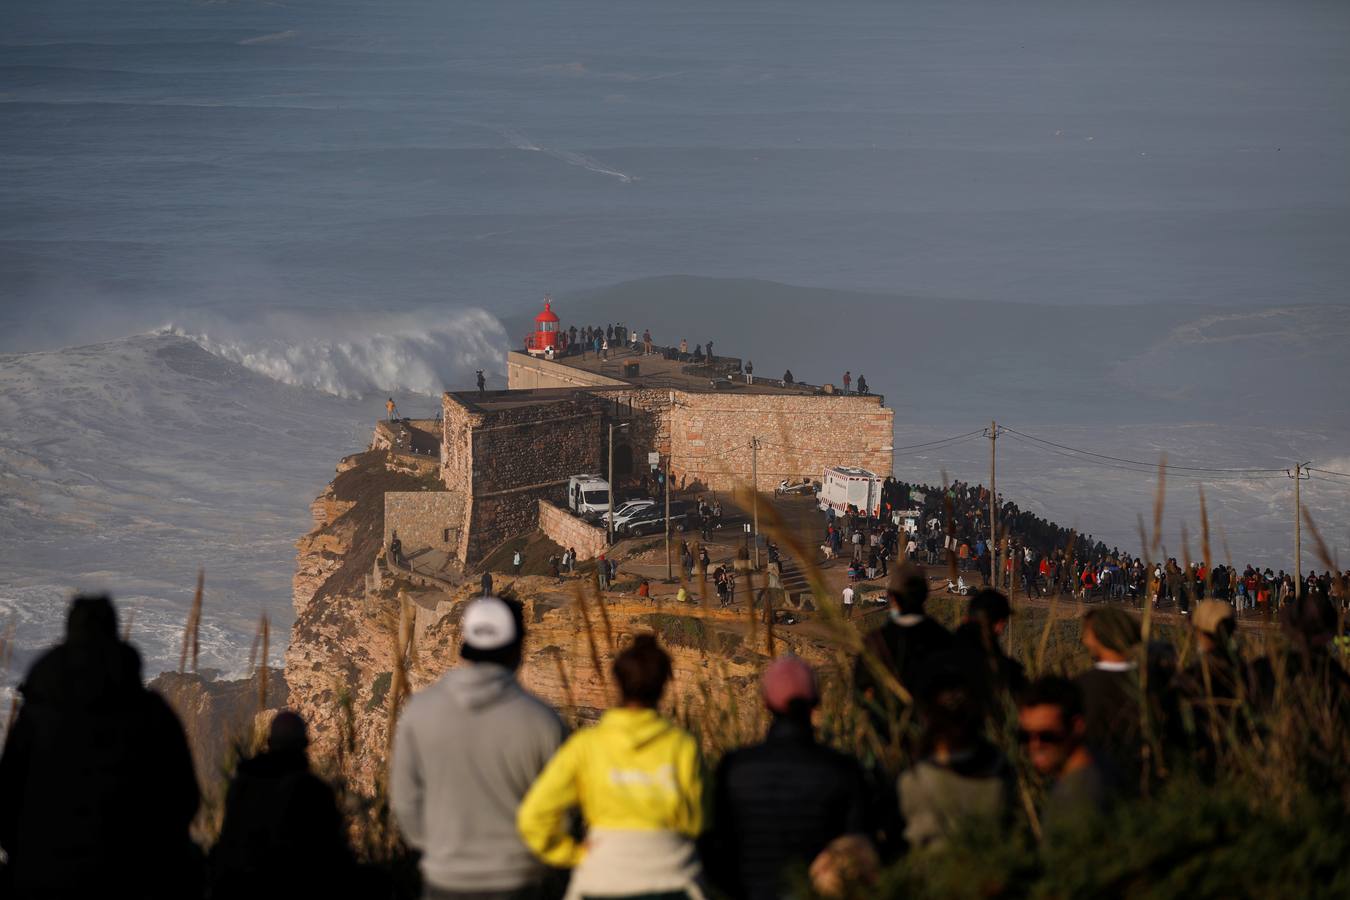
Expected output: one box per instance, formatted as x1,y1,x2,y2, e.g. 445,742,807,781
1017,677,1109,834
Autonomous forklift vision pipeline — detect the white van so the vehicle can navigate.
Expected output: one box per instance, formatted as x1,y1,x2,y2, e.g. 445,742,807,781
567,474,611,516
818,466,884,518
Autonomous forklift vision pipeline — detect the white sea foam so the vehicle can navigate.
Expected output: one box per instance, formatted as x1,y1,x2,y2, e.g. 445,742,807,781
238,30,298,46
503,130,637,183
163,307,508,399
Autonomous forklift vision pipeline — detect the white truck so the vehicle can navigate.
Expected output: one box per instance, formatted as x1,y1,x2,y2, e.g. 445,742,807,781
567,474,611,517
817,466,885,518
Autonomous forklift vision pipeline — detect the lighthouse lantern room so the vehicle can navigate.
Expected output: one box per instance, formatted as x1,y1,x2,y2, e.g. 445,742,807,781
525,296,561,357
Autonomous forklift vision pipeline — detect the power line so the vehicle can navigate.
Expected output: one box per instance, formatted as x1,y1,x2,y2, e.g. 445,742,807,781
1000,431,1284,481
1309,467,1350,481
893,429,987,451
894,432,987,456
1002,427,1288,475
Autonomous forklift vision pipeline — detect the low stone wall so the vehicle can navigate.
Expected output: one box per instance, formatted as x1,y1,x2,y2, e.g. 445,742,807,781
507,351,629,389
464,483,564,562
384,491,465,554
538,500,608,560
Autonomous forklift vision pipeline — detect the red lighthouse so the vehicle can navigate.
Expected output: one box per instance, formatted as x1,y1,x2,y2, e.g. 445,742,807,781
526,295,561,356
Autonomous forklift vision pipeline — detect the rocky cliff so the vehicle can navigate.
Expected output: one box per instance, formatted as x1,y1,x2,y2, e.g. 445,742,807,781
150,667,289,788
283,449,838,793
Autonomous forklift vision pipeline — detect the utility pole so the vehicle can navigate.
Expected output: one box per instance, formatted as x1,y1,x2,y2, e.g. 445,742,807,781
751,436,760,569
665,453,673,581
1289,462,1311,600
607,423,615,546
606,421,629,546
988,420,998,588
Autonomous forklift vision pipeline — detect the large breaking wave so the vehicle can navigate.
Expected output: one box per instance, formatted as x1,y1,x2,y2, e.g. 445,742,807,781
162,307,508,398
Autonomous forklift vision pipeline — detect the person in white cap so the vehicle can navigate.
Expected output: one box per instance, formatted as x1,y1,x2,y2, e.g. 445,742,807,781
391,597,566,900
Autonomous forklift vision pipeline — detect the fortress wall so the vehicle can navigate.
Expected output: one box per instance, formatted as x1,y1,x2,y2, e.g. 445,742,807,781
668,392,893,493
440,397,478,563
470,401,604,495
507,352,628,390
440,397,475,494
459,397,606,563
383,491,465,554
593,387,672,476
538,500,608,561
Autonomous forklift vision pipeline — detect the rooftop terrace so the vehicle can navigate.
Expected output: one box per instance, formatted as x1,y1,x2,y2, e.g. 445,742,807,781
446,386,606,414
514,344,845,397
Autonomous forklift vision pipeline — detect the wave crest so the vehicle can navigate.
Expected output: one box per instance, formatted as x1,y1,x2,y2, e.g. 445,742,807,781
162,308,507,399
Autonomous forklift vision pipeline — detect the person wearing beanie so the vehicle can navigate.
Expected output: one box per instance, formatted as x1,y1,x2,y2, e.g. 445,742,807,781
392,596,566,900
0,594,201,900
1073,606,1147,786
702,656,872,900
211,710,357,900
518,634,706,900
853,564,953,713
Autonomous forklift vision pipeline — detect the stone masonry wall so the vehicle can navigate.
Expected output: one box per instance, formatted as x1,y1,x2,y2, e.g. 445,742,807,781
592,387,670,479
457,395,608,563
537,500,608,560
383,491,466,555
440,398,477,562
668,391,893,492
507,351,627,389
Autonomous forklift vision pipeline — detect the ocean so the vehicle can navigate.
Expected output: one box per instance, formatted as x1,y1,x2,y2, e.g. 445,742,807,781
2,0,1348,686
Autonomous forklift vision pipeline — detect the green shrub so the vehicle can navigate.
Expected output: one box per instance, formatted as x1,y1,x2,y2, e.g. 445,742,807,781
870,778,1350,900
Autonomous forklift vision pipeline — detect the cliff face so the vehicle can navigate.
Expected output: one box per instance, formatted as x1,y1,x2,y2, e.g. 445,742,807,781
284,449,835,793
150,668,288,788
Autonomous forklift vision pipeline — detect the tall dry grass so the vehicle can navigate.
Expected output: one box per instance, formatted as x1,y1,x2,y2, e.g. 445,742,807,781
176,439,1349,894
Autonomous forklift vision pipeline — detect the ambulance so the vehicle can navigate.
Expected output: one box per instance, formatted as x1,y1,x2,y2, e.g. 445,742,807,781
817,466,885,518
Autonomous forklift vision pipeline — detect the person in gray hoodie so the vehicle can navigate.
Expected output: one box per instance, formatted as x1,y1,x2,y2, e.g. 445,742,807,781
391,596,567,900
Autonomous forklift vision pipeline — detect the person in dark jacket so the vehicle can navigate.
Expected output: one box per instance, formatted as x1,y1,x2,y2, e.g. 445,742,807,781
703,656,872,900
854,565,953,712
211,710,356,900
1018,677,1111,835
1073,606,1145,784
0,594,201,900
950,589,1026,722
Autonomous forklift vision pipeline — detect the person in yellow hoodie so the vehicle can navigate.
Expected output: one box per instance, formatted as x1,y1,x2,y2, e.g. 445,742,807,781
518,634,707,900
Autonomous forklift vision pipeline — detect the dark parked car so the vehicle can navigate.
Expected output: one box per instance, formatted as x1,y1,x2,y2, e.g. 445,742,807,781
617,501,692,536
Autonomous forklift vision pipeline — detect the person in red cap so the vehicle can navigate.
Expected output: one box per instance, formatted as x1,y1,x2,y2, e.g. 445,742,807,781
701,656,873,900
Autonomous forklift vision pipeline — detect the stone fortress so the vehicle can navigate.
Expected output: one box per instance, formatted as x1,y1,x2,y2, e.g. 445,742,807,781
382,300,895,570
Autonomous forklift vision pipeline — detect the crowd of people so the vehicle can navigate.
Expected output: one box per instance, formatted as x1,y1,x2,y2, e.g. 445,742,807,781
828,477,1350,614
3,547,1348,899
